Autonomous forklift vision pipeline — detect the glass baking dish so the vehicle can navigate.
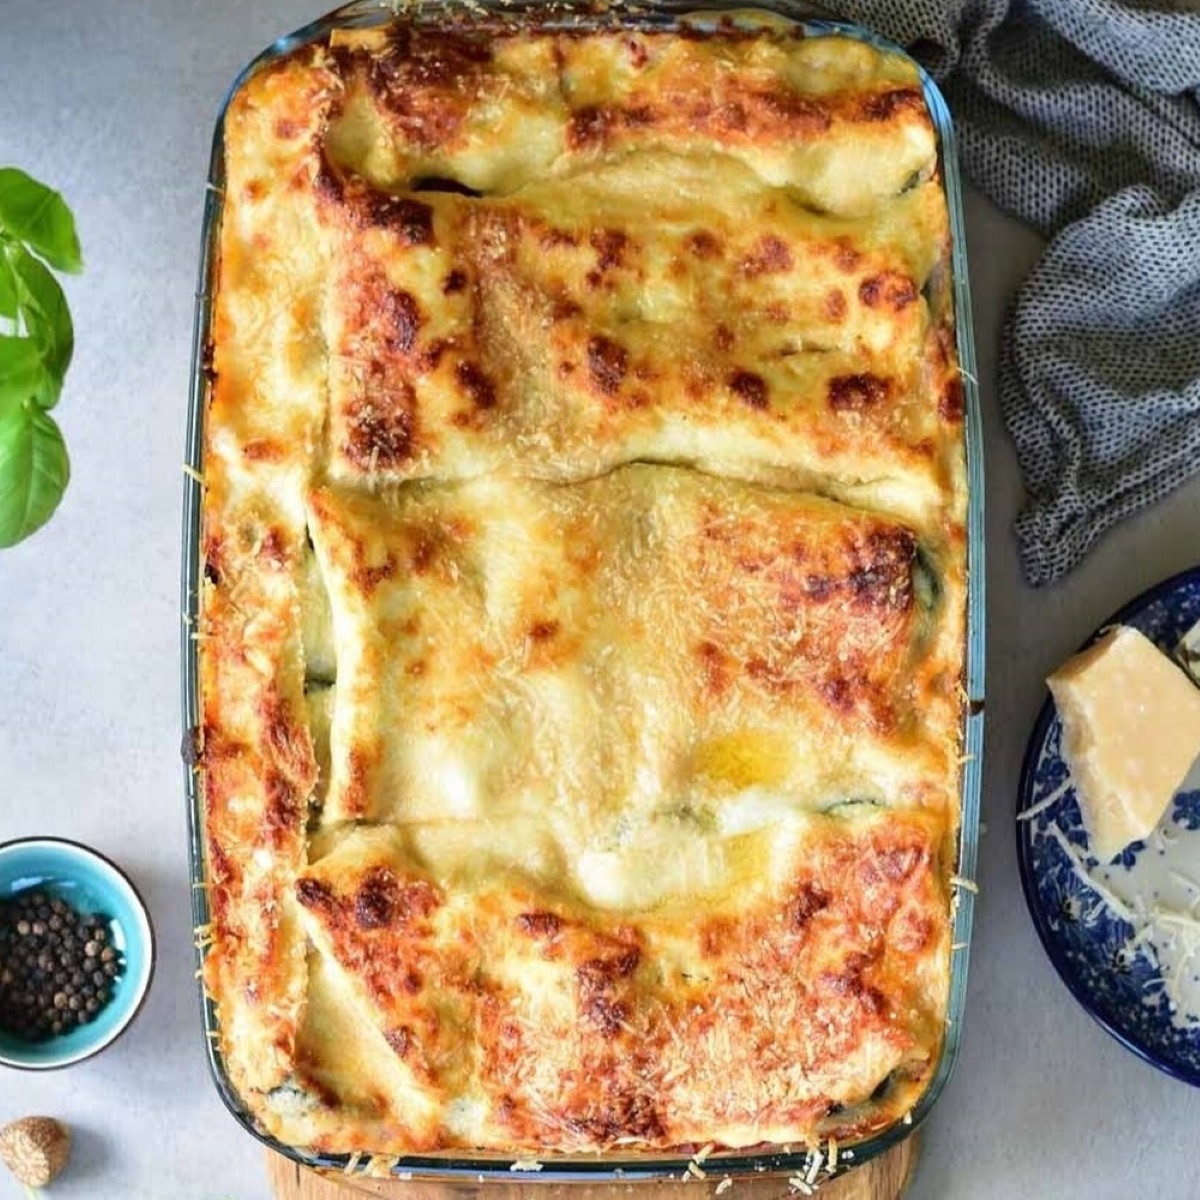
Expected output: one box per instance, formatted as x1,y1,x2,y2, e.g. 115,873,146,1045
181,0,985,1184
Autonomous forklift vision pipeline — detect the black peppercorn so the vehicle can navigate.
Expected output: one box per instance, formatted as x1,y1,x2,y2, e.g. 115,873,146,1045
0,890,125,1042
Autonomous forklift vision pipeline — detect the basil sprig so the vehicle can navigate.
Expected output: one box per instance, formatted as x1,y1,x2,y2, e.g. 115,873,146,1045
0,167,81,548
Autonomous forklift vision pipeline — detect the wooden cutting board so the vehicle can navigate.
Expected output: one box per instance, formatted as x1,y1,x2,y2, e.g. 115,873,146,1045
266,1135,918,1200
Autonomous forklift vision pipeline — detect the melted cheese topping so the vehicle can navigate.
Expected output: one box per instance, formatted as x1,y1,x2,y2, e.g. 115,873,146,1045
291,813,949,1153
200,17,966,1160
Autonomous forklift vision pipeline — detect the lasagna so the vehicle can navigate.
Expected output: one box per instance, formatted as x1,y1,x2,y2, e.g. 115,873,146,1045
198,12,967,1160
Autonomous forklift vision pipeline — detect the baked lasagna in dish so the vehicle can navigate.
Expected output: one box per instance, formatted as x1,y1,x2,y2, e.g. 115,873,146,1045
198,12,968,1159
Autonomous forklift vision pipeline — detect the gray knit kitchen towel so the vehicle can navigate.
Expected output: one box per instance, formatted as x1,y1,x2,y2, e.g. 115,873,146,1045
831,0,1200,586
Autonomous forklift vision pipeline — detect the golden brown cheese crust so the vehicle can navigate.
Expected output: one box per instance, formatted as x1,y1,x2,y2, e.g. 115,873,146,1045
288,812,948,1154
305,470,959,840
319,163,956,526
200,15,966,1160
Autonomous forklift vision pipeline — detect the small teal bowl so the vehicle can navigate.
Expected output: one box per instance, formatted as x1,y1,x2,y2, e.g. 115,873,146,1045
0,838,155,1070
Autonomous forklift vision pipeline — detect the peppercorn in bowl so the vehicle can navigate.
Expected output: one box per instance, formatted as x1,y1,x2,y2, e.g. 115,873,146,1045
0,838,154,1069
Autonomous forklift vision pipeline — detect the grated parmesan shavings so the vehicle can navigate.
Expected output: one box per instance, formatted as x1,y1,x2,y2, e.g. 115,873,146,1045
364,1154,400,1179
1018,777,1073,823
804,1150,823,1185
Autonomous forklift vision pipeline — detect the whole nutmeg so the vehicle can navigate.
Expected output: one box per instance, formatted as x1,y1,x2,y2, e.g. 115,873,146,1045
0,1117,71,1188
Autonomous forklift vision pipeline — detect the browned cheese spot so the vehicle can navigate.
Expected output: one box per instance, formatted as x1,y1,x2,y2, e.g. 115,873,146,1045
755,87,833,133
848,528,916,611
893,911,934,953
455,360,497,410
410,530,438,574
375,29,491,90
263,771,304,846
540,227,579,250
295,877,334,912
574,1091,666,1145
786,883,830,929
318,153,438,241
940,376,965,422
818,675,855,713
343,375,418,471
859,271,918,311
356,866,401,929
242,439,285,463
516,911,564,939
728,370,769,410
568,104,616,148
258,528,288,569
576,948,640,1039
820,954,888,1017
551,296,583,322
696,640,731,697
828,372,890,413
382,195,436,245
687,230,722,259
860,87,925,122
717,99,748,132
380,288,422,355
356,869,440,931
385,1026,413,1058
586,335,628,397
740,234,793,278
359,556,397,596
419,338,449,372
833,239,861,271
590,229,628,272
358,31,491,150
312,154,345,209
566,103,654,149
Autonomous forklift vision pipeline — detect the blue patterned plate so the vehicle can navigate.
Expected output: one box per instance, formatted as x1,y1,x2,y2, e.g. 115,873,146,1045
1017,566,1200,1085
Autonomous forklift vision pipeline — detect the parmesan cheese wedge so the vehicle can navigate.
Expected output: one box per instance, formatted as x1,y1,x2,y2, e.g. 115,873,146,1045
1048,625,1200,862
1176,614,1200,685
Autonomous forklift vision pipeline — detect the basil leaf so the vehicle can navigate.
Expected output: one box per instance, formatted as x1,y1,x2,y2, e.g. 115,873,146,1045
0,400,69,548
0,168,83,275
0,335,45,411
0,248,17,322
8,243,72,407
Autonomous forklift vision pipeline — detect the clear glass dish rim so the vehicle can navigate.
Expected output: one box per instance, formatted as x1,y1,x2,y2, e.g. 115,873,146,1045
180,0,986,1181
